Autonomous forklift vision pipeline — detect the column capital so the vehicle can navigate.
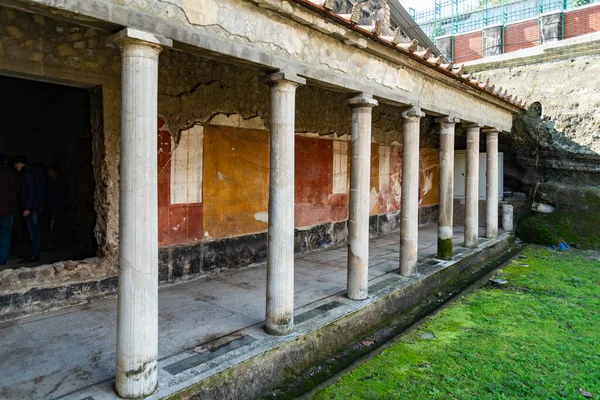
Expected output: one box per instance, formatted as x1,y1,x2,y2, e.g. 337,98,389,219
465,123,483,130
346,94,378,108
107,28,172,49
402,107,425,119
482,127,501,134
262,71,306,87
435,116,460,124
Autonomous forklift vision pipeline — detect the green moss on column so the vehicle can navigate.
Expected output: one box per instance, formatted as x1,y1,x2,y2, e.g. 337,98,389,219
437,237,453,260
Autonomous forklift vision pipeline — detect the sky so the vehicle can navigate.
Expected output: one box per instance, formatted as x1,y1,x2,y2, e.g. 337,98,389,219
398,0,436,12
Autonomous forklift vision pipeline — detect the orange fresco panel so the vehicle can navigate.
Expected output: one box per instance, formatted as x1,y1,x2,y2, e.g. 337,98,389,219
419,148,439,207
203,126,269,240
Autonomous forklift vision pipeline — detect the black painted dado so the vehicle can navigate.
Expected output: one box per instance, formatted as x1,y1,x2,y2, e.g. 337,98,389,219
0,276,119,321
419,205,439,225
0,215,410,321
294,224,333,253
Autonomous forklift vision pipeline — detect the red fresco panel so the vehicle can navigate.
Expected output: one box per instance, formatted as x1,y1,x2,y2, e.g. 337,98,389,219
169,204,189,245
294,136,336,227
187,204,204,242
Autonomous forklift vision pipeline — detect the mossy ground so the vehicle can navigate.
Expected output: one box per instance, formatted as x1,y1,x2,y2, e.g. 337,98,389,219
312,247,600,399
517,210,600,249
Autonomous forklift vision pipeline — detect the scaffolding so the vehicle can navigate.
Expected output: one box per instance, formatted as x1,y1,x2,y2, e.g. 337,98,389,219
411,0,597,42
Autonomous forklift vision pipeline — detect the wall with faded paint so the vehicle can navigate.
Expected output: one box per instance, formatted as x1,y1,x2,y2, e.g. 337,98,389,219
155,118,440,249
0,6,440,319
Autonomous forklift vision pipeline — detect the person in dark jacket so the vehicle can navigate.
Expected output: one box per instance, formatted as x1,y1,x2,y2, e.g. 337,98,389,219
0,153,18,266
10,155,47,263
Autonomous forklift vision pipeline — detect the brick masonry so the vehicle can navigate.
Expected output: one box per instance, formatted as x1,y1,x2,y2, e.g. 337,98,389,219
450,4,600,61
564,4,600,38
453,31,483,63
504,19,539,54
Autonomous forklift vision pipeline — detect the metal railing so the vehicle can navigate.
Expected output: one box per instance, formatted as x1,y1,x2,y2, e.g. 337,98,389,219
411,0,598,41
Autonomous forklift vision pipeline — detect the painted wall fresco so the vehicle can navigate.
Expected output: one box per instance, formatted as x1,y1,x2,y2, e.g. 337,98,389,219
157,118,204,246
203,125,270,240
156,121,440,247
295,136,348,227
419,148,440,207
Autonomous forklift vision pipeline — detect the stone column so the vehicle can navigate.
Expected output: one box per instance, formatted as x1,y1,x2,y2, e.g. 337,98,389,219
436,116,459,260
110,28,172,399
346,94,378,300
485,129,499,239
400,107,425,276
502,203,513,231
465,124,481,248
263,72,305,336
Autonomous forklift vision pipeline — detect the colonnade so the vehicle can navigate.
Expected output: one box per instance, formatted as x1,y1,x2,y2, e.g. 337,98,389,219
112,29,502,397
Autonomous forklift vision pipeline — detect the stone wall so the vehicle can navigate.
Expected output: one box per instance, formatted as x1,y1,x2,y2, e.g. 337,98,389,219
473,54,600,154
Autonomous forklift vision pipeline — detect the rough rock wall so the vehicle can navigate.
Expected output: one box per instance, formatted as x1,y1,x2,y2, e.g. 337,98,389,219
474,54,600,153
0,7,121,259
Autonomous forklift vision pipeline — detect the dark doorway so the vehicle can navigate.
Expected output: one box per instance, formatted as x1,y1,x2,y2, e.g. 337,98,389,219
0,76,97,269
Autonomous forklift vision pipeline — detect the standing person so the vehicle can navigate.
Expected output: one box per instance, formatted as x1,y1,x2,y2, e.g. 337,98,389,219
0,153,18,266
10,155,47,264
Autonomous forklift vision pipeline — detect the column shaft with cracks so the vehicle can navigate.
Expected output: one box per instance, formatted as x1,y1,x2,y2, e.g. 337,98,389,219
347,94,377,300
436,116,458,260
111,28,172,399
263,72,305,336
486,129,499,238
400,107,424,276
465,124,481,249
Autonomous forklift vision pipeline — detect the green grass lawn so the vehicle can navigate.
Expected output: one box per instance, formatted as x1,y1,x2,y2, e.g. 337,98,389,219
312,247,600,400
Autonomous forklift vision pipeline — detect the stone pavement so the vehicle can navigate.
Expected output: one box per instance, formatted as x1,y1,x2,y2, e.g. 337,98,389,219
0,223,489,399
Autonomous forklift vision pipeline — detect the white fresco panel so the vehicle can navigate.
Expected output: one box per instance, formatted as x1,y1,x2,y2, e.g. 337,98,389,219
378,145,390,192
333,141,348,194
170,125,204,204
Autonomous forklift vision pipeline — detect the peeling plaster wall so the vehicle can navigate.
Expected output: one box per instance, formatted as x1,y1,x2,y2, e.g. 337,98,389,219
0,6,441,319
0,8,121,260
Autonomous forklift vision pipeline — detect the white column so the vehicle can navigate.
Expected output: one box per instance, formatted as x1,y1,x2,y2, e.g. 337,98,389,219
263,72,305,336
111,28,172,399
436,116,459,260
465,124,481,248
486,129,499,238
502,203,513,231
400,107,425,276
346,94,378,300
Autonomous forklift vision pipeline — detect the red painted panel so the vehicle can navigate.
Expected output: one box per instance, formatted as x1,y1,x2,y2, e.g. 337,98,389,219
157,118,171,245
158,206,170,247
187,204,204,242
294,136,338,227
169,204,189,245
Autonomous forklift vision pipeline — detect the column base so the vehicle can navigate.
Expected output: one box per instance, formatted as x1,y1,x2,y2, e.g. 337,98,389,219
265,321,294,336
437,237,453,260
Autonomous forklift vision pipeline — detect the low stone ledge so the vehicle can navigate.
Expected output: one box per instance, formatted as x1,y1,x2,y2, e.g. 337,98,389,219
159,234,515,400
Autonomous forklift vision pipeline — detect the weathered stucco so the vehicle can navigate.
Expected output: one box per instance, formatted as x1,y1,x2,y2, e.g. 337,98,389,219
0,6,444,319
473,54,600,153
5,0,519,130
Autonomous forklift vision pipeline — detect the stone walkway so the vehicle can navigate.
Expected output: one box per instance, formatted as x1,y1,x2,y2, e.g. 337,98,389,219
0,223,488,399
